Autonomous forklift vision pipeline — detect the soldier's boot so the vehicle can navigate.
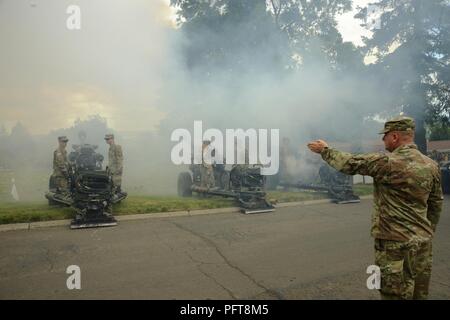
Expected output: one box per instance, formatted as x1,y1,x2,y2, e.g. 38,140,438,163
413,273,431,299
380,293,403,300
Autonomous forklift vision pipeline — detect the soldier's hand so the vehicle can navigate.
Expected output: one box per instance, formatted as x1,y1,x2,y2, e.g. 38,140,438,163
307,140,328,154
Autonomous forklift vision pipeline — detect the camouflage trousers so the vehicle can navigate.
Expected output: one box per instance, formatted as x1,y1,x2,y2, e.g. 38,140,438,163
375,238,433,300
111,173,122,191
200,165,215,188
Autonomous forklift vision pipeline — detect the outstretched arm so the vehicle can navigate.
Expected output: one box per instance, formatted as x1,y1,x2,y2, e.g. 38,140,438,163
427,173,444,231
307,140,389,177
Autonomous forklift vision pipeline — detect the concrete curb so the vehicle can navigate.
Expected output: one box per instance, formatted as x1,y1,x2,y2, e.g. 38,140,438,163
276,199,333,207
0,196,373,232
116,206,242,222
0,222,30,232
30,220,71,229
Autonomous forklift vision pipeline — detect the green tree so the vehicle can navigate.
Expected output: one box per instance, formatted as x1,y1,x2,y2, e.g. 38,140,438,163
171,0,357,75
171,0,290,77
357,0,450,153
168,0,373,143
50,115,111,154
429,124,450,140
7,122,36,168
269,0,353,71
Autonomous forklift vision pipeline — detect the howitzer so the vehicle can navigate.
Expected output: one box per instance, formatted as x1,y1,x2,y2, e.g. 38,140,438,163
45,142,127,229
280,182,360,204
279,163,360,204
178,164,275,214
190,185,274,214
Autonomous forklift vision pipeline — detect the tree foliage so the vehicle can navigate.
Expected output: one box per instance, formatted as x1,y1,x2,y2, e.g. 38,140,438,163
171,0,358,74
171,0,290,76
170,0,449,149
357,0,450,151
429,123,450,141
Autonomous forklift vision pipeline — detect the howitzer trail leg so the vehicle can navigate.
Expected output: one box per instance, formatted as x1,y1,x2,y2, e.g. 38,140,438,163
239,194,275,214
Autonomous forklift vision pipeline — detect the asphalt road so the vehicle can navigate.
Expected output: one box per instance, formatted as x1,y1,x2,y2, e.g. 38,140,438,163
0,198,449,300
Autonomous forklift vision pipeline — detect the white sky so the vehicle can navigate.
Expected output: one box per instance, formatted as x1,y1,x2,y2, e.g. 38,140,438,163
336,0,373,46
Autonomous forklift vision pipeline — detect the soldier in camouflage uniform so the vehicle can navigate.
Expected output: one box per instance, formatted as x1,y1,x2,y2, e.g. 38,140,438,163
308,116,443,300
52,136,70,193
104,134,123,193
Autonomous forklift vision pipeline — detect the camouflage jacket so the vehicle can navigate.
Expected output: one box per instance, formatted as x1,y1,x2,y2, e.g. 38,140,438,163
108,144,123,174
321,144,443,242
53,148,69,177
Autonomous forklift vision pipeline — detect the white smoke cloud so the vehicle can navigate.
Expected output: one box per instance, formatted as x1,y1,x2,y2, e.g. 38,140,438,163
0,0,173,134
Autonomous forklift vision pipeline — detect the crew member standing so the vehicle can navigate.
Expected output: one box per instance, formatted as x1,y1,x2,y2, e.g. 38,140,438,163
52,136,70,193
307,116,443,299
105,134,123,193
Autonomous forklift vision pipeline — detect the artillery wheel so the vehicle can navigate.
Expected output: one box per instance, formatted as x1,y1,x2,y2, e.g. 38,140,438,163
177,172,193,197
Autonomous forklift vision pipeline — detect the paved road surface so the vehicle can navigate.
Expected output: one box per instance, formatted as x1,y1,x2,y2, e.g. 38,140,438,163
1,198,449,299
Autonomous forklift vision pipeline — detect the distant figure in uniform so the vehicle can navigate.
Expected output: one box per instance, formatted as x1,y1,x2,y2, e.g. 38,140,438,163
52,136,70,193
201,140,215,188
308,116,444,300
104,134,123,193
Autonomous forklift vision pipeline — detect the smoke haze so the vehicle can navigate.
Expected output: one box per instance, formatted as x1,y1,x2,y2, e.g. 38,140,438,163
0,0,389,200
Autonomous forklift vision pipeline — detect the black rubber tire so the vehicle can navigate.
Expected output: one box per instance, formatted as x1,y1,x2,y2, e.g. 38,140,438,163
177,172,193,197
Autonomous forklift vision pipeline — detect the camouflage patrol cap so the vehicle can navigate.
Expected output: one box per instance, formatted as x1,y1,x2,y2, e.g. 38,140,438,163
104,134,114,140
58,136,69,142
379,116,415,134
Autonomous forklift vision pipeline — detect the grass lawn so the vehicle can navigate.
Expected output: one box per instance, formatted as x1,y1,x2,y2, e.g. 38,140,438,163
0,184,373,225
352,184,374,196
